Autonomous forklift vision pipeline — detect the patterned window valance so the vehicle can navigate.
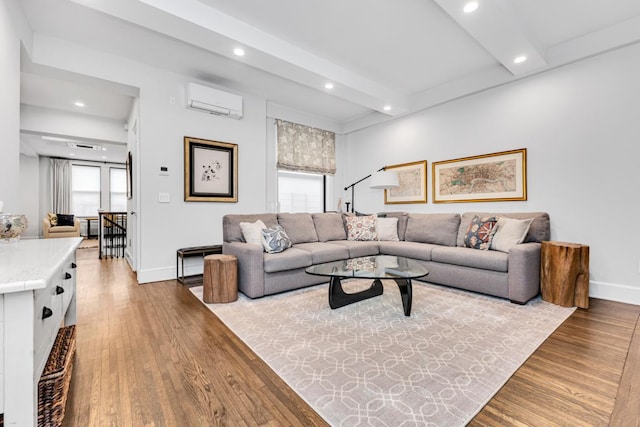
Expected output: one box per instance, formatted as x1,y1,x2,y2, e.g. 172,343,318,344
276,119,336,175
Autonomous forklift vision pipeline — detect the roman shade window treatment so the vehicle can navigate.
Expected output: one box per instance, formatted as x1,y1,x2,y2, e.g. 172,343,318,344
276,119,336,175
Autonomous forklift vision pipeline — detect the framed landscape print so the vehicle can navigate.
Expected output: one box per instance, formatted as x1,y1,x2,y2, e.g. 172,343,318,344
432,148,527,203
384,160,428,204
184,137,238,202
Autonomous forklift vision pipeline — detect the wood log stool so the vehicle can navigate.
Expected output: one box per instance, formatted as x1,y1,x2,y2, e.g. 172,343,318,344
540,241,589,309
203,254,238,303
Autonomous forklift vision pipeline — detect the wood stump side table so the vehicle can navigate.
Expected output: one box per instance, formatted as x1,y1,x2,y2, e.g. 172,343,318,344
540,241,590,309
203,254,238,303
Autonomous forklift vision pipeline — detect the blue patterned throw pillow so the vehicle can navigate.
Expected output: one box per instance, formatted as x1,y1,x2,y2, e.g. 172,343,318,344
463,215,498,250
261,225,292,254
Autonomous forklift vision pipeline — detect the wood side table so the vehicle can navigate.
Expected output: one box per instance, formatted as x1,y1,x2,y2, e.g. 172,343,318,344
203,254,238,303
540,241,590,308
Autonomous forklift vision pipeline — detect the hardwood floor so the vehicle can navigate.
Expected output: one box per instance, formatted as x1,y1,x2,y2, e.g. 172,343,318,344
63,248,640,426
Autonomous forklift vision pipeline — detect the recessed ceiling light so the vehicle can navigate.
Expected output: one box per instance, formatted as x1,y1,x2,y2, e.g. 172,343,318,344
69,153,76,156
324,82,334,89
383,105,391,111
74,101,85,107
233,48,245,56
463,2,479,13
514,55,527,64
101,156,107,159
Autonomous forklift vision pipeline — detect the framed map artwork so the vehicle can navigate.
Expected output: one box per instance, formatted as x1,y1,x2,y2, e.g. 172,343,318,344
432,149,527,203
384,160,428,204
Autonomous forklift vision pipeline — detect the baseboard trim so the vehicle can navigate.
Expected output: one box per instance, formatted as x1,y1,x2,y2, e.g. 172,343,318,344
590,281,640,306
137,265,205,284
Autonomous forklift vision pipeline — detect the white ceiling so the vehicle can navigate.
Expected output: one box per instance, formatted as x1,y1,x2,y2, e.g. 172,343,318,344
17,0,640,160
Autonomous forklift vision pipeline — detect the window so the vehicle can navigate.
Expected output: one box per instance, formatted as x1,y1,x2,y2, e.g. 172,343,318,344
71,165,101,216
278,170,324,213
110,168,127,211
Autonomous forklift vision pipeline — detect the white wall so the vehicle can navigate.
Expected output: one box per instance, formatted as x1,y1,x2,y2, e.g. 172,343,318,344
28,34,270,282
0,1,21,213
21,105,127,143
18,155,39,238
344,43,640,304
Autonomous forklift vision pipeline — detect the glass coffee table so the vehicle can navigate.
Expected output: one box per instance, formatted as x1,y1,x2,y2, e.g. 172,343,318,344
305,255,429,317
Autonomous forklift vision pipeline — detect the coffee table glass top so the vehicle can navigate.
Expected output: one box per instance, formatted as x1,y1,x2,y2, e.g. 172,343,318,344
305,255,428,280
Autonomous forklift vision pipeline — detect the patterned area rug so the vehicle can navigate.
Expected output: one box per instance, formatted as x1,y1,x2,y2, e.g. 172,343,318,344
191,280,574,426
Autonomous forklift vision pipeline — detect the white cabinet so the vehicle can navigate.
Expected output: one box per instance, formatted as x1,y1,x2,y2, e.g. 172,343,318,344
0,237,82,426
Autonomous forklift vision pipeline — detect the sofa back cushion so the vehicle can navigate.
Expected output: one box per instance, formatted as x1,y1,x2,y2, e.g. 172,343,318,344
312,213,347,242
457,212,550,247
405,213,461,247
223,214,278,243
277,213,319,244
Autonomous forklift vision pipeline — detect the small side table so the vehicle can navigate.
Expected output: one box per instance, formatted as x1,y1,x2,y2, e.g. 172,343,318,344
203,254,238,303
176,245,223,285
85,217,99,239
540,241,590,308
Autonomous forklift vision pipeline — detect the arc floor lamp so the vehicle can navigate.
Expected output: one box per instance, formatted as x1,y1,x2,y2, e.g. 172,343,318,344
344,167,399,213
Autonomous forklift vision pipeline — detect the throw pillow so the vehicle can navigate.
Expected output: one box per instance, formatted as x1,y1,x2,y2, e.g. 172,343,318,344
376,217,399,241
463,215,498,250
56,213,75,227
48,212,58,226
261,225,292,254
344,214,378,241
491,217,534,253
239,219,267,245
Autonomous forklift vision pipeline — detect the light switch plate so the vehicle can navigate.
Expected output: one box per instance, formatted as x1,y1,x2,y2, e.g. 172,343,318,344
158,193,170,203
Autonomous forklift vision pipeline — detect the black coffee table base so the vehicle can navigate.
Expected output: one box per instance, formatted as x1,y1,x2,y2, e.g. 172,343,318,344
329,277,413,316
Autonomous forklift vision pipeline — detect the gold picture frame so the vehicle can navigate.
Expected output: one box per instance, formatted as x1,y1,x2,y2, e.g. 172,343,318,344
432,148,527,203
184,136,238,202
384,160,428,204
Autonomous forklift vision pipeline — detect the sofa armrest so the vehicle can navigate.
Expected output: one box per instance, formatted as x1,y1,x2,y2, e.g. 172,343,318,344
43,218,51,238
223,242,266,298
507,242,541,303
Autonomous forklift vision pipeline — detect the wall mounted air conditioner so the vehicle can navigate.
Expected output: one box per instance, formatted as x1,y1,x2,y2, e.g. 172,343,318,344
186,83,243,119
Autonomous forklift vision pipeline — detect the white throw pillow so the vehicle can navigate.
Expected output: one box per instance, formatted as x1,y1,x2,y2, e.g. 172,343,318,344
490,217,533,253
239,219,267,245
376,217,399,241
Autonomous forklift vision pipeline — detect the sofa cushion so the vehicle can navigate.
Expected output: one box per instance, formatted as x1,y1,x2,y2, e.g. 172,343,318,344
376,217,399,241
277,213,319,244
458,212,550,246
261,225,292,254
312,213,347,242
49,225,77,233
383,212,409,241
378,241,437,261
239,219,267,245
57,213,75,227
294,242,349,264
345,215,378,241
263,247,313,273
491,217,533,253
405,213,460,247
463,215,498,250
329,240,380,258
432,246,508,272
48,212,58,226
223,214,278,243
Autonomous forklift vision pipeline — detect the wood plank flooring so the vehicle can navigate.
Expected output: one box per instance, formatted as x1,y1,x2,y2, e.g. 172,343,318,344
63,248,640,426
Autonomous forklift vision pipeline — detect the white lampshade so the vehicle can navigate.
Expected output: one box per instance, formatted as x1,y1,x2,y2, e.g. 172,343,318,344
369,171,399,189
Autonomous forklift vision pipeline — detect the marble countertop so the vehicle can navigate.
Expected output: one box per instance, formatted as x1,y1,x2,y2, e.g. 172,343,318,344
0,237,83,294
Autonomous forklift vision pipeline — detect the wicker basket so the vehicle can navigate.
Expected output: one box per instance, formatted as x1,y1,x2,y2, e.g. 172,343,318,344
37,325,76,427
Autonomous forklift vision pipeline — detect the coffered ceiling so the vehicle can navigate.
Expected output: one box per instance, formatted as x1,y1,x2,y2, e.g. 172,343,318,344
17,0,640,160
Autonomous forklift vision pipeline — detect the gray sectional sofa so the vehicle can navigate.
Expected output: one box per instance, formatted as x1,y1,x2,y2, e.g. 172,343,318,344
222,211,550,304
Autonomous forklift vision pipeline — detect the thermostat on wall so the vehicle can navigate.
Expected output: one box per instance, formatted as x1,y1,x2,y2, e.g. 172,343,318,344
159,166,169,176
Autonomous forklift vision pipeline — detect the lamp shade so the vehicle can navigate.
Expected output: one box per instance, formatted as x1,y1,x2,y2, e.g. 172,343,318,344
369,171,399,189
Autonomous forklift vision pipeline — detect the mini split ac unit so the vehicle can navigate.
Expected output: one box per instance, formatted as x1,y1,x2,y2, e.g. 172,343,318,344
186,83,243,119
